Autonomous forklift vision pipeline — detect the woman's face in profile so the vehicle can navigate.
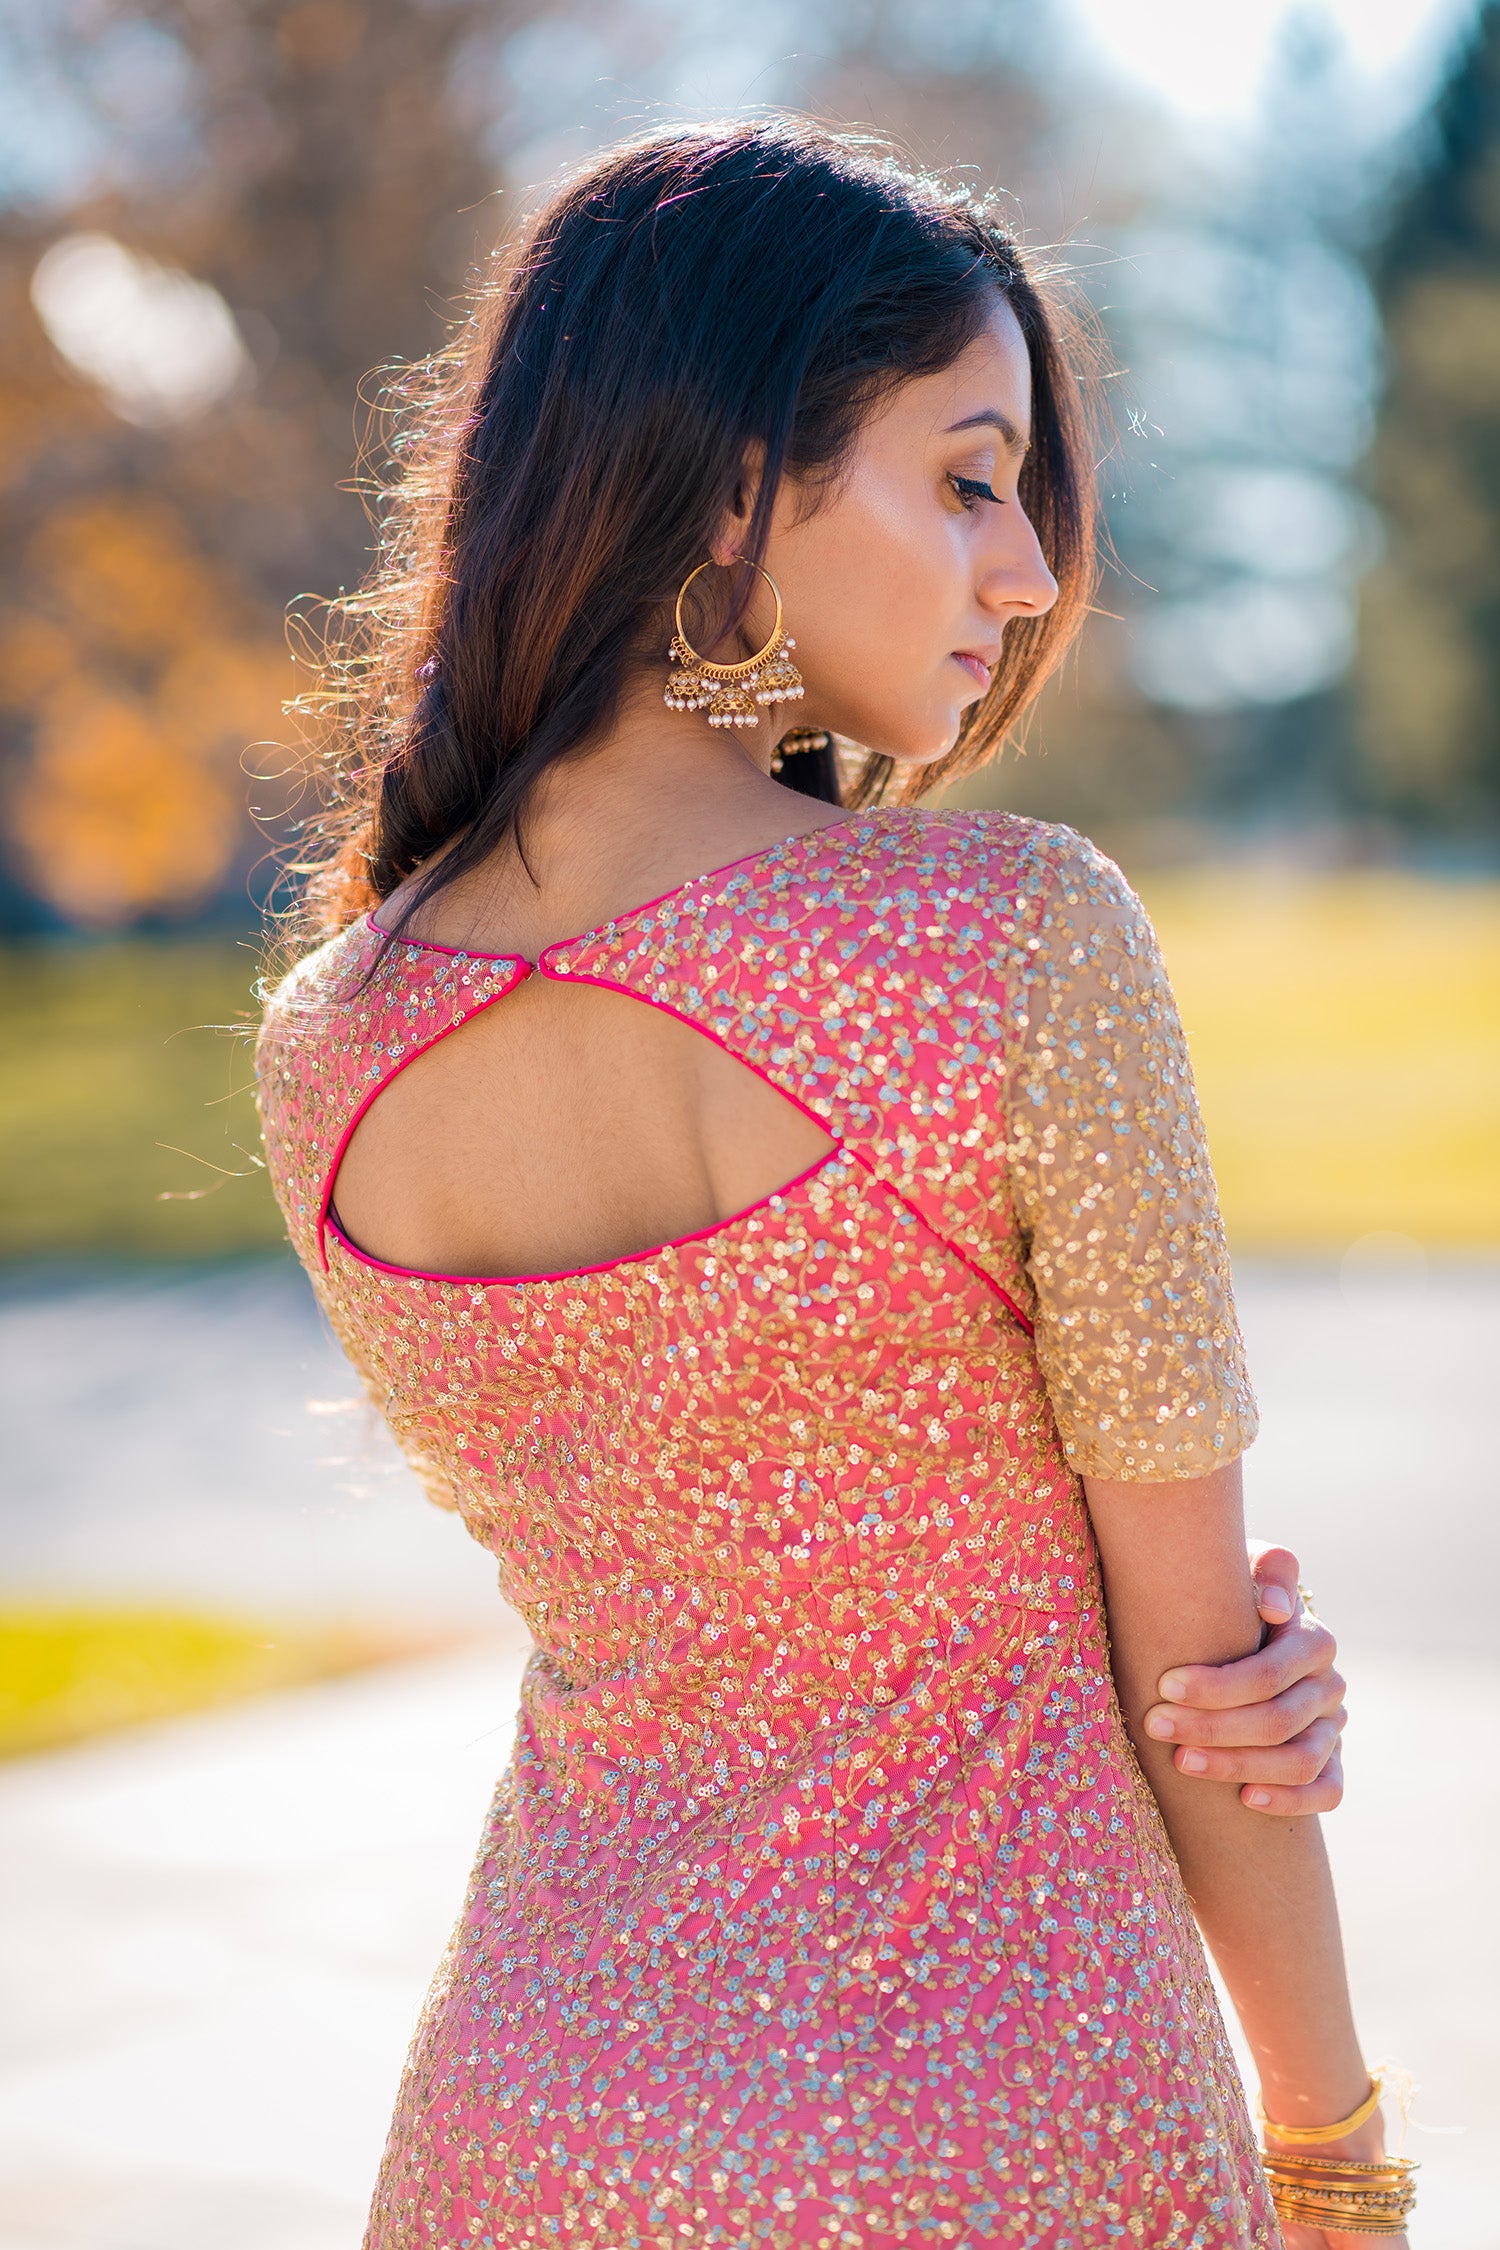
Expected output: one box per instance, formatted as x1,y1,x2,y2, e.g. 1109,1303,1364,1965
758,292,1061,766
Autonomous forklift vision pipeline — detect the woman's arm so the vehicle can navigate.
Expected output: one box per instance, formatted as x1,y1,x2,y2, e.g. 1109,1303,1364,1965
1084,1457,1402,2246
1001,832,1400,2238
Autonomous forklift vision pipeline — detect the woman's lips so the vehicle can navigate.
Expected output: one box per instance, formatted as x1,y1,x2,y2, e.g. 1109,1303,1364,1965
952,652,992,689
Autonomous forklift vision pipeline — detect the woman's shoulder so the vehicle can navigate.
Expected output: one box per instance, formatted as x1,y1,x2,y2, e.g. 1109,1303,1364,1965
254,919,376,1057
863,803,1145,931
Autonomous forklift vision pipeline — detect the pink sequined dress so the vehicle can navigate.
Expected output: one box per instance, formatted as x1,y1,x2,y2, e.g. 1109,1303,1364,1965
255,805,1277,2249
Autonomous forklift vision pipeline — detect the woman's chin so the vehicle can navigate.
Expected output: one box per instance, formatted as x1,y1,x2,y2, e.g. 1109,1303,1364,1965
855,716,966,767
902,718,968,766
816,698,963,766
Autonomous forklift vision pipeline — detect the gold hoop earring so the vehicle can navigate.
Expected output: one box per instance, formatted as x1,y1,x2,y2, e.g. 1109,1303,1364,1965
664,557,805,728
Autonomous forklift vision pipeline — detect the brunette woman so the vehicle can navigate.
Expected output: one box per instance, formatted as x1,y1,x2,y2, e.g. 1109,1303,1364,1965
257,118,1407,2248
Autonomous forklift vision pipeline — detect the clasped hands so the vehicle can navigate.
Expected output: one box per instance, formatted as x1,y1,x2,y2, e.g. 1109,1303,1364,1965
1144,1540,1346,1816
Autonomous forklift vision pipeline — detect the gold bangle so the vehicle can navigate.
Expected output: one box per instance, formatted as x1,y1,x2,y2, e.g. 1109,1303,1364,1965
1262,2150,1419,2237
1257,2067,1384,2143
1263,2156,1418,2188
1259,2063,1419,2234
1268,2198,1410,2236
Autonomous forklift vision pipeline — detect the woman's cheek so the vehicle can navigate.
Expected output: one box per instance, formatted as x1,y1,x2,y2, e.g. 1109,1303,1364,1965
860,526,951,666
791,480,960,735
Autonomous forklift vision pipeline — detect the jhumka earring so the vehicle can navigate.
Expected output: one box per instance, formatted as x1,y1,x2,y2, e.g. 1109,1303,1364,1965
664,557,805,727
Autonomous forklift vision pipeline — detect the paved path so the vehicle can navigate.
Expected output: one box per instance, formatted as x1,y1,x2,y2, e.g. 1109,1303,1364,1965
1,1255,1496,2247
0,1259,501,1630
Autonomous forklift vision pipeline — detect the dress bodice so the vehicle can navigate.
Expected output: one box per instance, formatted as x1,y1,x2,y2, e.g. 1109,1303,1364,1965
256,800,1259,1760
258,806,1255,1462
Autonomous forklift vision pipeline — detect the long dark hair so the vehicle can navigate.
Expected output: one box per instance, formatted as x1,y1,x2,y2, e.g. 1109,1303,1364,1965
287,114,1111,949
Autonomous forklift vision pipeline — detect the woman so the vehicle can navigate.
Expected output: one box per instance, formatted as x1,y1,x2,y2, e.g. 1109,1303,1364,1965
257,120,1409,2247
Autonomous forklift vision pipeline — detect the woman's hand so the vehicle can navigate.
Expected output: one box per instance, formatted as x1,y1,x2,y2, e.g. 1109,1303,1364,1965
1279,2220,1409,2248
1264,2109,1410,2249
1140,1541,1346,1816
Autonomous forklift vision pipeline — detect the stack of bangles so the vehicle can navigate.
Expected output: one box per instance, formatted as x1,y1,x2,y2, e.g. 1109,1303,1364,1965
1257,2068,1419,2236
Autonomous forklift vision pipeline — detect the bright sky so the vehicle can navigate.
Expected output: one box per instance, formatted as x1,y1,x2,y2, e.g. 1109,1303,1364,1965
1064,0,1479,127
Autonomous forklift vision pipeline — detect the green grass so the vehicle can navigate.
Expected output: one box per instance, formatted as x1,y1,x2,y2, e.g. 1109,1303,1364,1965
1140,871,1500,1249
0,1607,434,1758
0,937,283,1259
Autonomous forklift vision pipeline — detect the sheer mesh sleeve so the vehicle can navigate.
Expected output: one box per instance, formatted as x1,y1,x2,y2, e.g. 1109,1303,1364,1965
1003,827,1259,1481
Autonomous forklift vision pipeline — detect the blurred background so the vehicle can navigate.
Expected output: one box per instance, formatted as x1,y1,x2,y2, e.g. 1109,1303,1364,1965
0,2,1496,2246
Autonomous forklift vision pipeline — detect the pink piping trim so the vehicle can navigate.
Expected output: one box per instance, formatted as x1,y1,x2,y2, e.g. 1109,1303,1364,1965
549,968,847,1141
325,1143,844,1289
861,1168,1035,1338
532,970,1034,1334
362,812,866,963
320,952,1035,1336
315,963,531,1273
318,955,848,1285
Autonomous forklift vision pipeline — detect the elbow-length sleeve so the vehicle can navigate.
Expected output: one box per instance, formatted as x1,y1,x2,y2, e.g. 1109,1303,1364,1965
1003,827,1259,1481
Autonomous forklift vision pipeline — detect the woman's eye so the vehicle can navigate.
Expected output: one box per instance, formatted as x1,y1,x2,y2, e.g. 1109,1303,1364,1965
948,473,1002,512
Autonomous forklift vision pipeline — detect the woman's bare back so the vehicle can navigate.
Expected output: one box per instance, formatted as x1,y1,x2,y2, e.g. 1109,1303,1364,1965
330,801,850,1280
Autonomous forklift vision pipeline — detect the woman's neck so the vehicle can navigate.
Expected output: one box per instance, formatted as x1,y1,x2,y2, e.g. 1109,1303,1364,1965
382,674,845,958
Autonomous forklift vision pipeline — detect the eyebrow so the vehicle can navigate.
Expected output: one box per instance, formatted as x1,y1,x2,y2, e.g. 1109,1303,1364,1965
945,410,1031,453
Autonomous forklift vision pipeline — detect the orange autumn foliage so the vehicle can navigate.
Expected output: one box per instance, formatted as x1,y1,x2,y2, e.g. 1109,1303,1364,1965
0,497,296,923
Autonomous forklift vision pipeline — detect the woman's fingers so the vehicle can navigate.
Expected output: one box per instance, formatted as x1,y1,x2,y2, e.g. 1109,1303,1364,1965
1146,1670,1345,1751
1145,1533,1350,1817
1240,1741,1345,1817
1156,1616,1342,1719
1166,1715,1342,1786
1247,1540,1300,1624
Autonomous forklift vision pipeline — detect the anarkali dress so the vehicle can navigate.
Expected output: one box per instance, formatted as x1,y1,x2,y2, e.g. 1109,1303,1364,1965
254,805,1278,2249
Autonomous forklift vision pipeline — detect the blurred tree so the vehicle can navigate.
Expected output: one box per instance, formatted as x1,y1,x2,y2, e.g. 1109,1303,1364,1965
991,13,1391,856
13,0,1477,917
1349,0,1500,844
1,495,292,921
0,0,525,931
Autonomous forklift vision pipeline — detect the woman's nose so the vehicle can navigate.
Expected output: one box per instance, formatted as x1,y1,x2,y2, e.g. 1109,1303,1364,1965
980,517,1059,617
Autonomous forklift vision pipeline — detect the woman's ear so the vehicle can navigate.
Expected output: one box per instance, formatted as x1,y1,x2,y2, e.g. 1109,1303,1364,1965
709,441,766,563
